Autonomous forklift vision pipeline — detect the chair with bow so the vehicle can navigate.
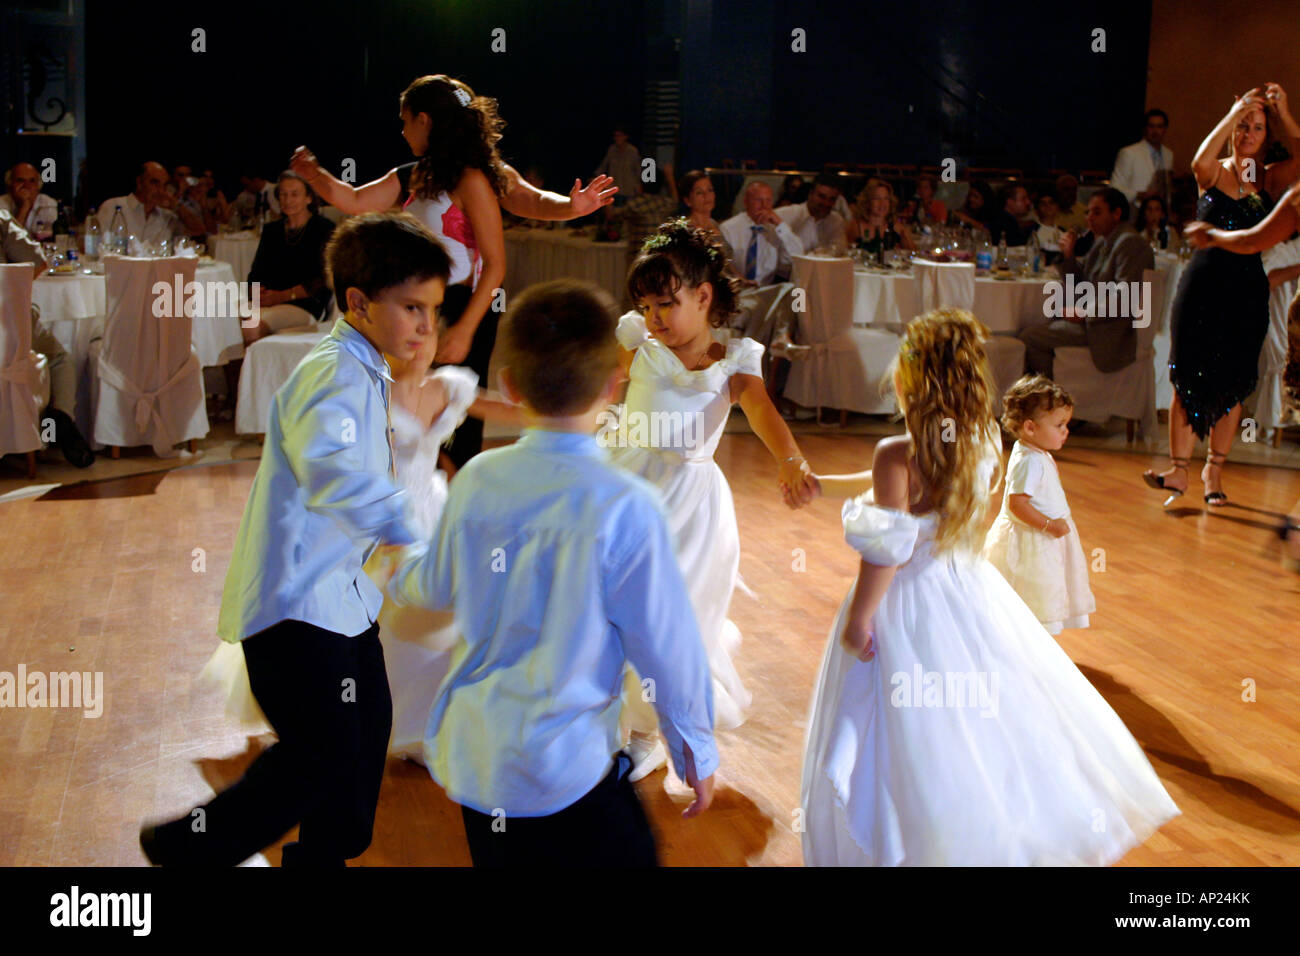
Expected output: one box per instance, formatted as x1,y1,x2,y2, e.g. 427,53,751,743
90,256,209,458
912,258,1027,397
0,263,51,478
784,255,899,423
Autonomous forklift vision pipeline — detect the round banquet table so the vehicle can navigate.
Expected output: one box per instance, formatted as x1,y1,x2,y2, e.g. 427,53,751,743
503,228,629,305
208,232,260,282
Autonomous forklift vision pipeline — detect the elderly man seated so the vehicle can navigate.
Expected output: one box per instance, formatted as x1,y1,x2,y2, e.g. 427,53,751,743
1018,188,1153,379
777,171,846,252
0,163,58,240
96,161,179,250
0,210,94,467
720,179,804,286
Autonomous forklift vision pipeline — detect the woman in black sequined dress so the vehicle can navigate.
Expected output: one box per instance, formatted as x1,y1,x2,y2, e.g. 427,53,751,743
1145,84,1300,506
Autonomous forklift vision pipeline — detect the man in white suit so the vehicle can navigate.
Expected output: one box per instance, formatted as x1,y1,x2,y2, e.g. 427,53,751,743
1110,109,1174,207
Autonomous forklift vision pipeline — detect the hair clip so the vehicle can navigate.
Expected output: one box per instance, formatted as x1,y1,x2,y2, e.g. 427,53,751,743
454,87,471,107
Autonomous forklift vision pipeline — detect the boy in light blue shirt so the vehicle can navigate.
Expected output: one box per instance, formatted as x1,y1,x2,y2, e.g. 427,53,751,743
389,279,719,866
141,213,450,866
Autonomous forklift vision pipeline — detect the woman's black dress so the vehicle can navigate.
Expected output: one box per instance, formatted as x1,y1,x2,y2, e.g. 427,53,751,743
1168,186,1273,438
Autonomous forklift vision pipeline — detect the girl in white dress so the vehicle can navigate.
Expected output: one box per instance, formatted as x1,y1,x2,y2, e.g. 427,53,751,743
983,375,1096,634
201,330,520,763
801,309,1179,866
613,220,816,779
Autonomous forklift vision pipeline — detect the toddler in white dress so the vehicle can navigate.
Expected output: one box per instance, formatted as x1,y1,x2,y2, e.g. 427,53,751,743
983,375,1096,634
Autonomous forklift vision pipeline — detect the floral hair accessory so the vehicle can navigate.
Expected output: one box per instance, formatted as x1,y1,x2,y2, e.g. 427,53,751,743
454,87,471,107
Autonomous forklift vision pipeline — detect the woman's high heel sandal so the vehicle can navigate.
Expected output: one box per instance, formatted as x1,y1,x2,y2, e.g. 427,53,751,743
1203,450,1229,507
1143,456,1189,507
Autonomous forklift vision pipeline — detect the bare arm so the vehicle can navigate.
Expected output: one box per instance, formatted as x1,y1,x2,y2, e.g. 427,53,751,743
813,471,873,499
440,170,505,353
1268,261,1300,289
1007,493,1068,538
842,438,910,661
1192,93,1260,190
497,163,618,221
290,147,402,214
734,371,813,507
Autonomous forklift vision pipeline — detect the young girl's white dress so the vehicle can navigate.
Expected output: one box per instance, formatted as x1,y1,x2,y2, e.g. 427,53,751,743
200,366,478,760
983,440,1095,634
800,482,1180,866
608,311,760,731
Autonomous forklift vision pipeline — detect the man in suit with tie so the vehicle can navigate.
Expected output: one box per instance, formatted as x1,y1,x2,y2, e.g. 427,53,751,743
720,180,804,287
1110,109,1174,208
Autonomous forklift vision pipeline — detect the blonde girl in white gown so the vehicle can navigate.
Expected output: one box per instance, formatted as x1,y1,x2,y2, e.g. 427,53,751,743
801,309,1179,866
202,334,518,762
612,220,816,779
983,375,1095,634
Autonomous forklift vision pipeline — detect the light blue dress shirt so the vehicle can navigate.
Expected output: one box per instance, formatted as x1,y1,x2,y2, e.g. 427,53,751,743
389,428,719,816
217,318,418,643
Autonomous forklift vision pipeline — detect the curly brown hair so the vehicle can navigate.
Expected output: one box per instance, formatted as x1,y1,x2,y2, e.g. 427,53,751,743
999,374,1074,436
626,218,741,328
891,309,1004,554
400,74,509,199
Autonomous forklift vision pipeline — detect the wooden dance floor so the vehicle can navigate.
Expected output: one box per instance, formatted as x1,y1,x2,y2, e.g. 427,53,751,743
2,432,1298,866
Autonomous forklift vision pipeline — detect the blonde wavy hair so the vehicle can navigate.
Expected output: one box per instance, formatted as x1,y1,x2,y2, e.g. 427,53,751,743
890,308,1004,554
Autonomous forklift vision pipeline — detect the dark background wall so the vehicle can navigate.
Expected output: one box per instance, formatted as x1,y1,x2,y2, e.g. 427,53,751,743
3,0,1154,207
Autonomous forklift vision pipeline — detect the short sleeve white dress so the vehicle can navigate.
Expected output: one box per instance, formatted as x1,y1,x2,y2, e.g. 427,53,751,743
608,311,763,732
982,440,1095,634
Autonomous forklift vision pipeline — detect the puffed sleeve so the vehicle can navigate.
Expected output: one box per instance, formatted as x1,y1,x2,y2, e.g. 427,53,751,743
616,310,650,350
430,365,480,426
841,497,920,566
727,336,764,377
1004,447,1044,497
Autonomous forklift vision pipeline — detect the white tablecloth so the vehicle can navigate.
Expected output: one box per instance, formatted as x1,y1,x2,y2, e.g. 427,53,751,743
34,261,245,372
841,265,1052,334
503,229,629,305
209,233,260,282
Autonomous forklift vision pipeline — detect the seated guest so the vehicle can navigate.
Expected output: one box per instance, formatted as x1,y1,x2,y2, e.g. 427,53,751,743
720,180,803,286
1018,188,1153,379
775,174,807,209
1138,195,1179,250
0,210,94,466
230,173,280,227
1034,193,1065,261
778,171,847,252
621,165,680,277
902,173,948,227
161,164,193,212
987,183,1038,246
950,179,995,230
1054,174,1089,232
1,163,58,240
175,177,210,243
198,170,231,230
845,179,915,253
243,171,335,343
96,162,179,247
680,169,726,246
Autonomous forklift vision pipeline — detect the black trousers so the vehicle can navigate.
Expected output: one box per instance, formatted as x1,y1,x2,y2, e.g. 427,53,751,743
152,620,391,866
438,282,499,469
460,753,658,867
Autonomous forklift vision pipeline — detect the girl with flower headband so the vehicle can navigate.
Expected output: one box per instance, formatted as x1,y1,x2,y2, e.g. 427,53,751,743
800,309,1178,865
612,219,816,780
292,74,618,468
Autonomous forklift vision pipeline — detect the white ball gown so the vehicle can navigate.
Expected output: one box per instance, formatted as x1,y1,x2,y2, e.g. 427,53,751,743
800,491,1180,866
200,366,479,761
608,311,759,732
983,440,1095,634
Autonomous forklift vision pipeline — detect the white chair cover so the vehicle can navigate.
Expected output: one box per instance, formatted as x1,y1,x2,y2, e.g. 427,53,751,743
91,256,208,456
1255,238,1300,437
785,255,898,415
236,327,328,435
0,263,50,456
913,259,976,313
984,335,1028,397
1053,268,1166,437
